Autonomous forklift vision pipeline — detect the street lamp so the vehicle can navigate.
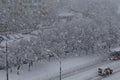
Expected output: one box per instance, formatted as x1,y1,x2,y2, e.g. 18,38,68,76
5,38,9,80
59,56,62,80
0,34,9,80
0,36,9,80
46,49,62,80
54,53,62,80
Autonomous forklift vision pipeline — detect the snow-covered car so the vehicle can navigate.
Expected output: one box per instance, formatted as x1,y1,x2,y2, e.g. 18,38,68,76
98,67,113,76
109,51,120,60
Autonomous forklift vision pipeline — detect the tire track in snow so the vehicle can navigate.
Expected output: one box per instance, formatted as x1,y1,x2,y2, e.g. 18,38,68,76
88,70,120,80
87,61,120,80
46,59,111,80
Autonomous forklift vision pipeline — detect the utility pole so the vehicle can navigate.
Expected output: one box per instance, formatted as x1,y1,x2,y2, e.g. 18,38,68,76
5,34,9,80
59,57,62,80
48,51,62,80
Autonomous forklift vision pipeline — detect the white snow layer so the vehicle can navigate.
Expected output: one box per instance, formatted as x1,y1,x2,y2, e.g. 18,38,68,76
1,54,120,80
0,55,102,80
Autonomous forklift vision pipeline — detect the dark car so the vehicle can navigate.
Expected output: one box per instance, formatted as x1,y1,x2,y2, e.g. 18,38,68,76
98,67,113,76
0,63,5,70
0,65,5,70
109,51,120,60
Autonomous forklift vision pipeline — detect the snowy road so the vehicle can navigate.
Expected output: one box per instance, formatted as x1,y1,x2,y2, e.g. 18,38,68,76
62,60,120,80
46,58,112,80
89,62,120,80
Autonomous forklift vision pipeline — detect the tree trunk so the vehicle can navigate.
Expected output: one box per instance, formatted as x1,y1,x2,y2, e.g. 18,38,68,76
17,65,20,75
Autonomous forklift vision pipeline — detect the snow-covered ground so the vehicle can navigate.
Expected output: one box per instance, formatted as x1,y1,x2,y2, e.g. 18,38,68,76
0,55,103,80
0,54,120,80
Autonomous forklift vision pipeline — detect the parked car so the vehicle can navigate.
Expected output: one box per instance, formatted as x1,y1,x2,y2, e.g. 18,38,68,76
0,63,5,70
109,51,120,60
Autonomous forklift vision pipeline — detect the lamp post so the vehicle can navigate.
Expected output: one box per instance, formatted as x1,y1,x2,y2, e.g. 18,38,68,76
59,56,62,80
47,50,62,80
0,34,9,80
1,35,9,80
5,35,9,80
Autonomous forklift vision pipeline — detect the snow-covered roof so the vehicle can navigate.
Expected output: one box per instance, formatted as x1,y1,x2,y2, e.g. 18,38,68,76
0,33,37,47
58,12,74,17
57,8,74,17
